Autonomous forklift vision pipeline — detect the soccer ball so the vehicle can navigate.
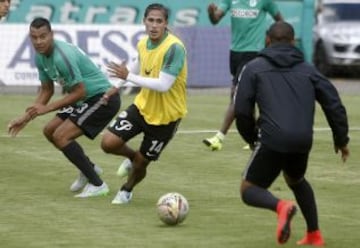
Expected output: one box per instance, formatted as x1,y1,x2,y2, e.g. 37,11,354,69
156,192,189,225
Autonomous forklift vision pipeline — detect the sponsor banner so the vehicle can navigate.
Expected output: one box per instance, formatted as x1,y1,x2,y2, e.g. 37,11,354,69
0,24,145,86
0,24,231,87
2,0,315,64
5,0,218,26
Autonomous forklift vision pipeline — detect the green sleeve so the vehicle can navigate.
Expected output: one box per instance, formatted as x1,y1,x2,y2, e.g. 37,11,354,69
35,55,51,83
55,47,83,88
161,43,186,77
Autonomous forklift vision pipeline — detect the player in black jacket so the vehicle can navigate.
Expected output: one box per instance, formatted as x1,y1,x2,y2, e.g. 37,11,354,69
234,21,349,246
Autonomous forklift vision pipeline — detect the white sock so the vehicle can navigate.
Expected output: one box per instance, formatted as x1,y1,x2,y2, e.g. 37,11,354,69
215,131,225,141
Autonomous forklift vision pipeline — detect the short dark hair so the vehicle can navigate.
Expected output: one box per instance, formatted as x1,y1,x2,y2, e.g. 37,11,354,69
144,3,169,21
30,17,52,31
267,21,294,44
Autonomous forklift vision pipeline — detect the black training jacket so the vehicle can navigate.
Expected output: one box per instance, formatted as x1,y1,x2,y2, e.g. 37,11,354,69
234,43,349,153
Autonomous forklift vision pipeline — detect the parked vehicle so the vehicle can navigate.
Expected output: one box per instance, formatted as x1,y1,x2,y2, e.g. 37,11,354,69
313,0,360,76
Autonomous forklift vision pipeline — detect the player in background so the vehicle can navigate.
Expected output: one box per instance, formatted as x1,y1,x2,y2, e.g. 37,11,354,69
0,0,11,20
8,17,121,198
203,0,283,151
101,3,187,204
234,21,349,246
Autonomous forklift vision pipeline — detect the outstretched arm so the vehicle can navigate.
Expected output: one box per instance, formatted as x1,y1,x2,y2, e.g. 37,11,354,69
8,112,33,137
107,61,176,92
27,83,85,117
8,81,54,137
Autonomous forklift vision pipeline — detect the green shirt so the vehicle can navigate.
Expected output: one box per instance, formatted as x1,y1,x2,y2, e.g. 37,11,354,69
145,33,186,77
35,40,111,101
219,0,280,52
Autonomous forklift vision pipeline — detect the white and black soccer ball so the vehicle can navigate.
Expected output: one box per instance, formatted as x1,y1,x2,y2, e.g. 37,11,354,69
156,192,189,226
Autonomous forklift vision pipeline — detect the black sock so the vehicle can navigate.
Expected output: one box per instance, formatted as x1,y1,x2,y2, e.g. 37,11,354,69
62,141,103,186
242,185,279,211
290,179,319,231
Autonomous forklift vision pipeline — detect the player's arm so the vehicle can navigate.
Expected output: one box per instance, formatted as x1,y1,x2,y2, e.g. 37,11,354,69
107,44,186,92
312,72,350,162
107,60,176,93
25,81,54,117
29,52,86,116
103,56,140,102
267,0,283,22
127,71,176,92
33,81,54,105
234,66,258,148
27,82,85,117
8,62,55,136
32,57,55,106
208,3,225,25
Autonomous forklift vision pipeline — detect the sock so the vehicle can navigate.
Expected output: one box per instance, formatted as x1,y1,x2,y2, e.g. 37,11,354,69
62,141,103,186
121,184,132,192
242,185,279,211
216,131,225,141
290,179,319,231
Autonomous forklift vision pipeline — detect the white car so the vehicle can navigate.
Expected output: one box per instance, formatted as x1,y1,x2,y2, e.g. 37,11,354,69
313,0,360,76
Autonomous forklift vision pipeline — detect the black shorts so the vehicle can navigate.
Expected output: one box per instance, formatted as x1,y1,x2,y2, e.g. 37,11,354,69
57,93,120,139
243,143,309,188
107,104,181,161
230,51,258,85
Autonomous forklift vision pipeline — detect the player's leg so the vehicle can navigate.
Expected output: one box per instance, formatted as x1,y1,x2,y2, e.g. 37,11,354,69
61,93,119,197
101,104,142,179
203,51,258,151
43,107,71,145
52,118,107,192
112,116,181,204
203,86,234,151
240,144,296,244
42,113,102,192
102,130,136,177
283,154,325,246
202,51,237,151
111,151,149,204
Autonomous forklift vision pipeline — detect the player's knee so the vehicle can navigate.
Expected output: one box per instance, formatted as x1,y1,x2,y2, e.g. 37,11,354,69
51,132,68,149
285,175,304,187
42,125,54,142
240,180,251,201
101,137,116,154
101,140,111,153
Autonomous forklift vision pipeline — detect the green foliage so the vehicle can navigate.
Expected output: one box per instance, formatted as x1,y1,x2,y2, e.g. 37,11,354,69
0,92,359,248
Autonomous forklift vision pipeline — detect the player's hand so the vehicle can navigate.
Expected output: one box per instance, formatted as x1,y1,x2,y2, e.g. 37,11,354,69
26,103,47,116
335,145,350,163
107,61,128,80
208,3,217,14
101,94,109,105
7,113,32,137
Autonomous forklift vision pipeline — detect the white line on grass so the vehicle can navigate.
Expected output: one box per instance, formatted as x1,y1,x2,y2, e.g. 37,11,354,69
176,127,360,134
1,127,360,138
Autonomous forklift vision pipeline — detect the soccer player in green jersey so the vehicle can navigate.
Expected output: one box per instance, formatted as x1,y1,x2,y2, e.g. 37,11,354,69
101,3,187,204
8,17,121,198
203,0,283,151
0,0,11,20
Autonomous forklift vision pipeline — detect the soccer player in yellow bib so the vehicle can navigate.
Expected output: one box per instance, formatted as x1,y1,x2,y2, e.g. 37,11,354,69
101,3,187,204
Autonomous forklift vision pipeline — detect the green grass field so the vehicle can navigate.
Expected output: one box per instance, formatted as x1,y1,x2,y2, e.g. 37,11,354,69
0,91,359,248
